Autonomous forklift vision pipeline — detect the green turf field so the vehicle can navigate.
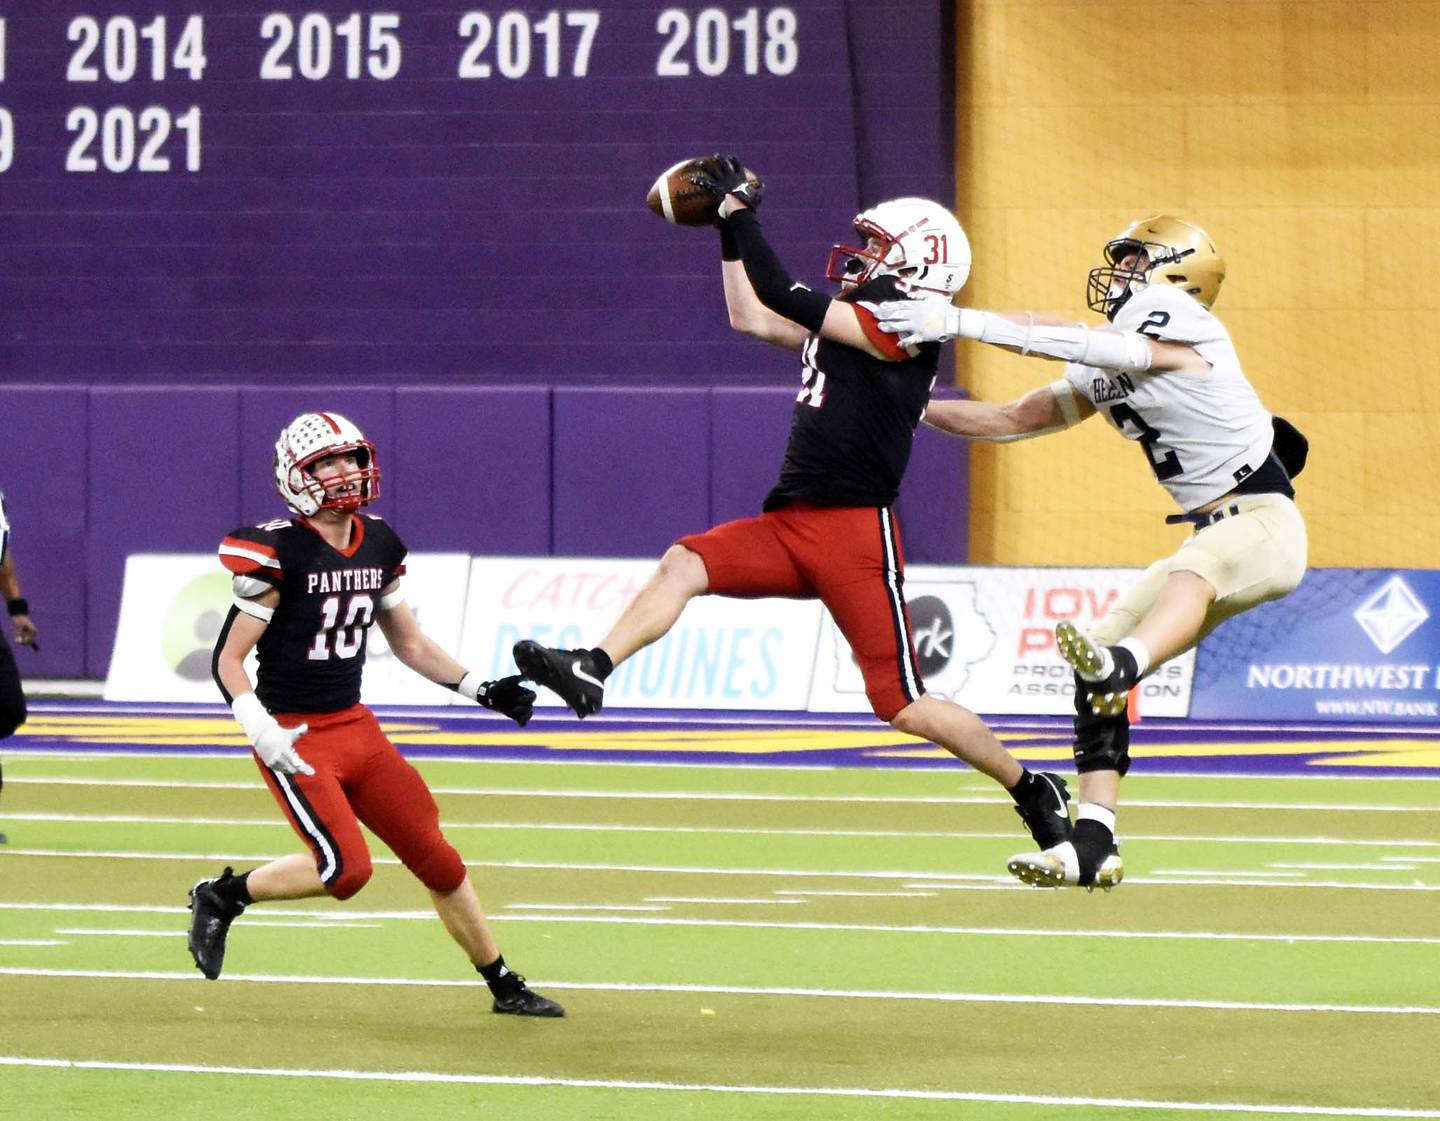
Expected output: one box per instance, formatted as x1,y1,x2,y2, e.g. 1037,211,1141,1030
2,749,1438,1119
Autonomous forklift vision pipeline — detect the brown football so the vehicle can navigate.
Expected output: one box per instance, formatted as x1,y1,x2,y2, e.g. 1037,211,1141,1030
646,157,761,227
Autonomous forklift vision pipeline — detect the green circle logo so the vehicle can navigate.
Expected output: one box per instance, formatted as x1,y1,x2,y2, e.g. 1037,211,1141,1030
162,571,233,681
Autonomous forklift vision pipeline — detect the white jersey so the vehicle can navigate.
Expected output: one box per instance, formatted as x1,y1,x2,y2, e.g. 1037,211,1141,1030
1063,285,1274,511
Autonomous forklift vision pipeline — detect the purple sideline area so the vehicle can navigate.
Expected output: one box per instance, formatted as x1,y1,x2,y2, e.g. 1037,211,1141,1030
11,702,1440,778
0,384,967,678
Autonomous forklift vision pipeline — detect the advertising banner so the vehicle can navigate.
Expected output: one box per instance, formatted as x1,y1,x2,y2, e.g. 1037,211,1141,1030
808,565,1195,717
1190,569,1440,723
459,557,823,711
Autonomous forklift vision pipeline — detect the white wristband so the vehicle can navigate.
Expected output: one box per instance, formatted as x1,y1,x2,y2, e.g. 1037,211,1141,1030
455,671,483,701
230,692,277,746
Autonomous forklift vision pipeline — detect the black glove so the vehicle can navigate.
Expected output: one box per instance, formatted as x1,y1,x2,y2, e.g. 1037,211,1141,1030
690,153,763,212
476,674,536,727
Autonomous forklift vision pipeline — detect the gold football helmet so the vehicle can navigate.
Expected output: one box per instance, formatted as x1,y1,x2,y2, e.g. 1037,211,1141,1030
1086,214,1225,319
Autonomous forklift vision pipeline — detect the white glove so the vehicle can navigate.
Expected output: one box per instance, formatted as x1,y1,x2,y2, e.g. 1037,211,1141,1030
231,693,313,776
874,296,969,348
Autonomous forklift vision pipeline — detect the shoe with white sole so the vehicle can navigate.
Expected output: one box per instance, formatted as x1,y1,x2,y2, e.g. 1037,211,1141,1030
1008,841,1124,893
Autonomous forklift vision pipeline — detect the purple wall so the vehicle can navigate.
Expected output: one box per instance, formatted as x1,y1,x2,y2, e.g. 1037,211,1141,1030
0,384,966,677
0,0,966,677
0,1,949,385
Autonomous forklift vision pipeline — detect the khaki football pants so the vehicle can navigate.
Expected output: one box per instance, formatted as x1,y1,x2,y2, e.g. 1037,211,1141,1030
1092,493,1308,650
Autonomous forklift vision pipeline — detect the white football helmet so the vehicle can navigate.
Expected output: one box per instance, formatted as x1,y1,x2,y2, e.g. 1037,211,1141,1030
273,411,380,516
825,197,971,296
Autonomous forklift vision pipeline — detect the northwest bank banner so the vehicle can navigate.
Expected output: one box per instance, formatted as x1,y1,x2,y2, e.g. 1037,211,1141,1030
1190,568,1440,723
107,555,1438,722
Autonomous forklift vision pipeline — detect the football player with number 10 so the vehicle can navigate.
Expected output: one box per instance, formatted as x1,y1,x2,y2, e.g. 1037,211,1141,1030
188,411,564,1017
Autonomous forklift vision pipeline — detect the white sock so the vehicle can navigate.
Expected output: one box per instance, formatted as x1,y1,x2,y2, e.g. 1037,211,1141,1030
1077,802,1117,832
1117,636,1152,678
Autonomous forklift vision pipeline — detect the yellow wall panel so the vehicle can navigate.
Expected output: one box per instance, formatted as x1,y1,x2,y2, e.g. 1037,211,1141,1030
957,0,1440,570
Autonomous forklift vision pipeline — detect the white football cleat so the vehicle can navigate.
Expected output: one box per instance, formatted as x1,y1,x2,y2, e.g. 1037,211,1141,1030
1093,849,1125,892
1007,841,1081,888
1007,841,1125,893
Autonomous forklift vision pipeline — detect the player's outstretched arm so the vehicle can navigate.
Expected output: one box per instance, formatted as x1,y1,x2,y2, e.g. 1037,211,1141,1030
212,589,313,776
375,585,535,726
878,295,1206,372
924,381,1094,443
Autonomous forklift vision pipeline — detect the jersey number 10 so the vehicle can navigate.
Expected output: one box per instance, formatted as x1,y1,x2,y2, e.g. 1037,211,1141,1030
306,594,374,661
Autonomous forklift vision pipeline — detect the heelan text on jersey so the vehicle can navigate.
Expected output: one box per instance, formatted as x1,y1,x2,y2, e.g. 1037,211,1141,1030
1090,373,1136,403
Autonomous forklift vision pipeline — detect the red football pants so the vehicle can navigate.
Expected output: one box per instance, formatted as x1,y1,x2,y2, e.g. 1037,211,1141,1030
258,704,465,900
678,503,924,720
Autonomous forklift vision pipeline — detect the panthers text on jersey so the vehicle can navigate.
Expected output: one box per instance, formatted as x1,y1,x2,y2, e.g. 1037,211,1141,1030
1063,285,1277,511
218,514,407,713
764,275,940,512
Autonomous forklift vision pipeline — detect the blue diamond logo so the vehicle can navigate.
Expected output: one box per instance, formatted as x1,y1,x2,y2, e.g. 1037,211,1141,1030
1353,576,1429,655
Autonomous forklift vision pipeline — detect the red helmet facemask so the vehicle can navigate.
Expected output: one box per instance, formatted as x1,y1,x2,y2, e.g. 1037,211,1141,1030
824,219,905,289
293,442,381,514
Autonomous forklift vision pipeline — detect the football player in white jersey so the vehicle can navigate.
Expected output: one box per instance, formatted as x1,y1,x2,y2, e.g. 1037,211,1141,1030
874,215,1309,890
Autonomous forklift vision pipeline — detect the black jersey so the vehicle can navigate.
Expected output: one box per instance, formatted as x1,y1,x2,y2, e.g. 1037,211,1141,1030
219,514,407,714
763,276,941,512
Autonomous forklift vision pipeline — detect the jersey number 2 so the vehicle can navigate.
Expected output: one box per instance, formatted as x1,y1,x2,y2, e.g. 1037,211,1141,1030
307,594,374,661
1107,403,1183,482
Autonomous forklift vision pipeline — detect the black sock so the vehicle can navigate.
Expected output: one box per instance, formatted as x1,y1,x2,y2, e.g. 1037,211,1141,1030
477,954,521,995
216,870,253,908
589,648,614,680
1073,818,1114,879
1109,645,1139,690
1007,769,1041,805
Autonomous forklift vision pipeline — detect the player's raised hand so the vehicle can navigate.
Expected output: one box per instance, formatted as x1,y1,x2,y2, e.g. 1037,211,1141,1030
874,293,962,348
691,154,763,211
253,720,313,776
475,674,537,727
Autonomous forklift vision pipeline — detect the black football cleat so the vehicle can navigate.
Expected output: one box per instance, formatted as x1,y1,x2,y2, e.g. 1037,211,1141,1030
512,640,605,718
1012,771,1072,851
492,975,566,1018
187,867,246,980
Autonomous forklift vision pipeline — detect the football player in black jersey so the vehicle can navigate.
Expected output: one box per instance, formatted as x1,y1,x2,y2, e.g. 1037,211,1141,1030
188,411,563,1017
516,156,1074,854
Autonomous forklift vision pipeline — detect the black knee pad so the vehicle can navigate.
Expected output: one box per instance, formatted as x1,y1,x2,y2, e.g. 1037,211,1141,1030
1072,673,1131,776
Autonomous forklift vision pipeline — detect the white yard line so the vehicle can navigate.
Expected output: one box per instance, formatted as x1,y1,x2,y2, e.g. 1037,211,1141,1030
2,1056,1436,1117
2,969,1437,1018
642,897,807,905
498,904,669,912
5,811,1438,849
3,901,1439,944
775,889,939,898
53,922,381,935
1270,863,1422,872
6,773,1438,812
3,849,1439,890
